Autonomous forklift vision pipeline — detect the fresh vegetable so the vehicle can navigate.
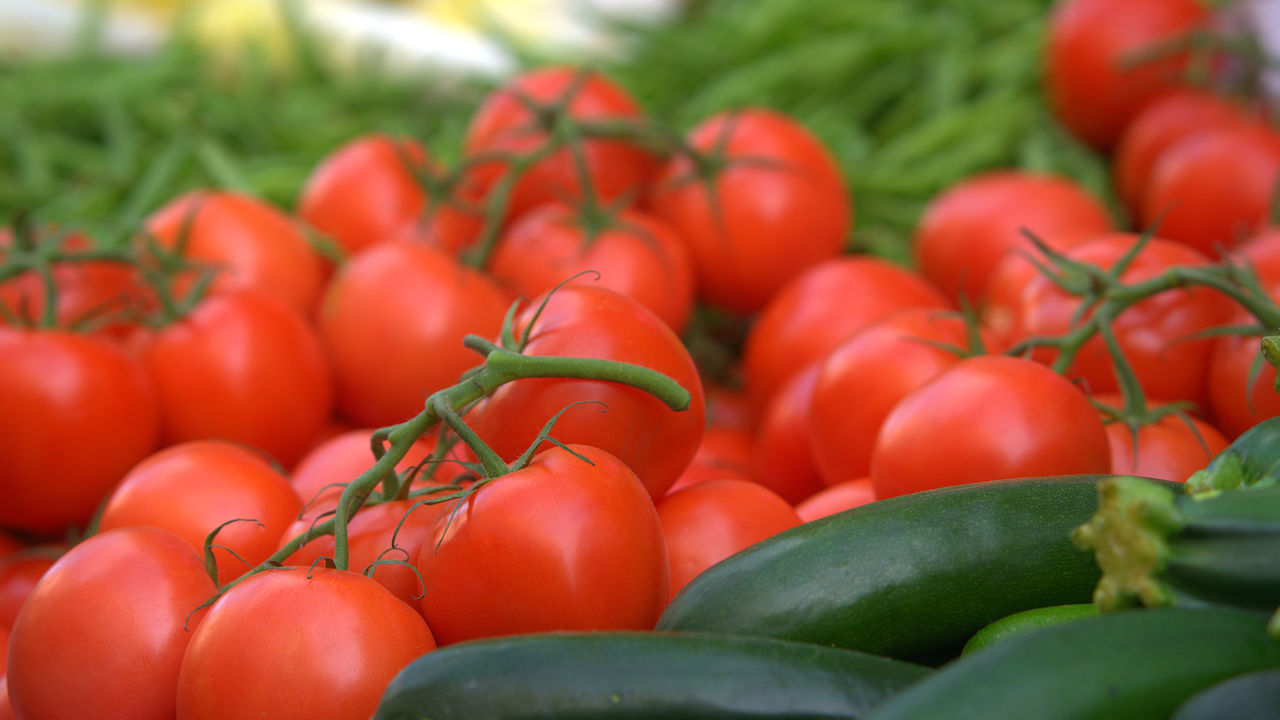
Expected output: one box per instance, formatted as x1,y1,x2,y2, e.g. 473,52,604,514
657,475,1120,661
959,603,1098,655
1186,415,1280,494
374,631,933,720
1169,668,1280,720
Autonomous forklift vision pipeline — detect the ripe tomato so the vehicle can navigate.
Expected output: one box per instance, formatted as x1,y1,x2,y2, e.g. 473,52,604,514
657,478,800,601
808,308,994,486
0,327,159,535
176,566,435,720
1228,227,1280,296
318,241,509,427
463,66,656,220
665,425,755,496
0,549,57,631
749,364,825,504
8,527,218,720
1011,232,1235,410
289,428,452,520
794,478,876,523
1092,394,1228,482
145,190,326,316
870,355,1111,498
1205,311,1280,439
1141,120,1280,258
912,170,1114,305
647,108,851,314
1046,0,1210,150
741,255,951,410
468,285,706,499
137,288,333,468
97,440,303,585
487,203,696,333
415,444,669,645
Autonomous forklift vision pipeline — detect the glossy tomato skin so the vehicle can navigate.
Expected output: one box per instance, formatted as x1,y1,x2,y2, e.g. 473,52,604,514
647,108,851,314
741,255,951,410
145,190,326,316
794,477,877,523
1092,394,1229,483
318,241,509,427
870,355,1111,499
0,328,159,535
415,444,669,645
288,428,448,520
138,289,333,468
912,170,1114,305
1206,313,1280,439
8,527,218,720
1046,0,1209,150
0,551,57,632
464,66,656,220
97,440,302,586
468,285,706,499
487,204,696,334
665,425,755,496
657,478,800,601
176,567,435,720
749,364,826,505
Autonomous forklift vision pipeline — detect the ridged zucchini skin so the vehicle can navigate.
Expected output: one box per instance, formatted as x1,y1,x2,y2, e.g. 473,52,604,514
1169,668,1280,720
865,608,1280,720
372,631,932,720
657,476,1125,660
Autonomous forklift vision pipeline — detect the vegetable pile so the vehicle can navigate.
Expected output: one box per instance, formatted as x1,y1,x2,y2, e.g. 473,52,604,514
2,0,1280,718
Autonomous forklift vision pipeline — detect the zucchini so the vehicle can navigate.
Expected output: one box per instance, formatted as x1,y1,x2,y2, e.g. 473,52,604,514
1169,668,1280,720
865,607,1280,720
372,630,932,720
959,603,1098,655
656,476,1125,661
1186,415,1280,494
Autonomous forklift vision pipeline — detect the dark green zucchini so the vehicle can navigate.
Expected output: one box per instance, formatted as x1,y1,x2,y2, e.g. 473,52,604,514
865,607,1280,720
372,630,932,720
657,476,1130,661
960,603,1098,655
1186,414,1280,494
1169,668,1280,720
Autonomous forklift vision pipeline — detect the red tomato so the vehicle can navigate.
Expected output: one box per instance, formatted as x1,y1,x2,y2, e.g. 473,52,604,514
794,478,877,523
749,364,825,504
97,440,302,586
318,241,509,427
468,285,706,499
741,255,951,410
0,327,159,535
1206,311,1280,438
703,381,756,433
665,425,755,496
1046,0,1210,150
809,308,994,486
647,108,851,314
0,550,57,631
145,190,326,316
1229,227,1280,296
1142,121,1280,258
1011,232,1235,410
487,204,696,333
416,444,669,645
870,355,1111,498
657,478,800,601
913,170,1114,306
8,527,218,720
1092,394,1229,482
1112,89,1258,219
137,289,333,468
176,566,435,720
464,66,656,220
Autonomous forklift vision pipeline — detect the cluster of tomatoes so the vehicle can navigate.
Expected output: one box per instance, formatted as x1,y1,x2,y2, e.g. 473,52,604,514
3,0,1280,716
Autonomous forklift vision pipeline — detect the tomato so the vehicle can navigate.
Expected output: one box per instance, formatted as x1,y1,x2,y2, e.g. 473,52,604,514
1112,89,1258,220
703,380,756,433
464,66,656,220
794,477,876,523
97,440,302,586
1206,311,1280,439
0,327,158,535
1229,227,1280,296
912,170,1114,306
656,478,800,601
289,428,453,520
1092,394,1229,483
487,203,696,333
318,240,509,427
137,288,333,468
415,444,669,645
176,566,435,720
8,527,218,720
665,425,755,496
145,190,326,316
646,108,851,314
1046,0,1210,150
1141,120,1280,259
468,285,706,499
749,364,825,504
0,550,57,631
741,255,951,410
1011,232,1235,410
808,308,993,487
870,355,1111,498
